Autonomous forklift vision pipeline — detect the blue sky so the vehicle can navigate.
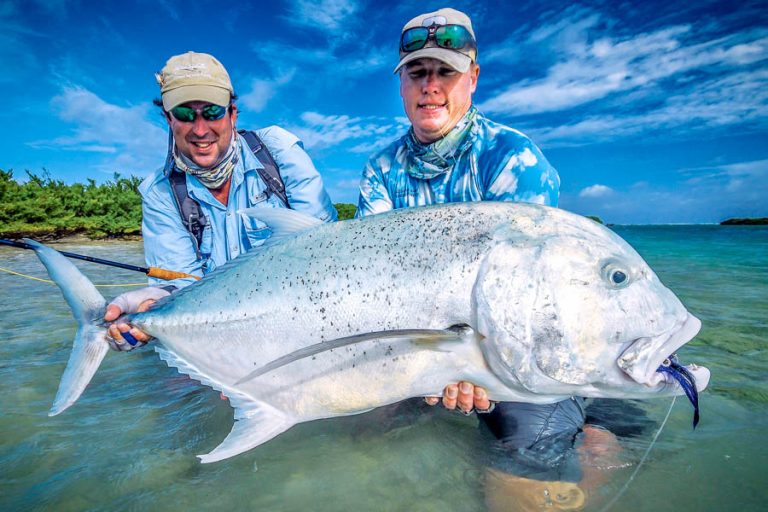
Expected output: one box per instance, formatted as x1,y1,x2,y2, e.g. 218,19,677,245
3,0,767,224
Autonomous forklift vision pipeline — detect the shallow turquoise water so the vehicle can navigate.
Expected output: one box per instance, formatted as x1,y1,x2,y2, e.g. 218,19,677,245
0,226,766,511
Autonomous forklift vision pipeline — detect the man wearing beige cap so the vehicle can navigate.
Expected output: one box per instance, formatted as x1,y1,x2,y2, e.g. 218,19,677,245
104,51,337,349
356,8,614,509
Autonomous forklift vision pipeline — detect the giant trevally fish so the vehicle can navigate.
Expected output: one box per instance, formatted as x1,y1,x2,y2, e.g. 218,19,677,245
29,202,710,463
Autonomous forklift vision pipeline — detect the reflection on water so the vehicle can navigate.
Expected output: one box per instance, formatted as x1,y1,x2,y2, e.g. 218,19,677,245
1,229,766,511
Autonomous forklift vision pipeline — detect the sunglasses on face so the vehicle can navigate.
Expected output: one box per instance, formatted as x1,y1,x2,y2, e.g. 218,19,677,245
169,103,229,123
400,24,476,53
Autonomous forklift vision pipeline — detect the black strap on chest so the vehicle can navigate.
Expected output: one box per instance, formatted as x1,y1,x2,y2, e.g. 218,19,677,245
169,130,289,256
169,170,208,258
238,129,290,208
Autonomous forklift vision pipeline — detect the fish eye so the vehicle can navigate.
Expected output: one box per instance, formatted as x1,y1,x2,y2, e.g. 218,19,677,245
602,262,631,288
611,270,627,285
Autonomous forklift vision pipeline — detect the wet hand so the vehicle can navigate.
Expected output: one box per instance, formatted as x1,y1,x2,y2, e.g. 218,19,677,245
105,315,152,351
103,286,170,351
424,381,495,415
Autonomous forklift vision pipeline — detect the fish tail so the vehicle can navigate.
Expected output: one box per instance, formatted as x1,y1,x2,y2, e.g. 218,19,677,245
24,239,109,416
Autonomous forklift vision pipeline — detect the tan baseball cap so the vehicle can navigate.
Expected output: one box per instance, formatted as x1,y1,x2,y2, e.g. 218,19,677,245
156,51,234,111
394,8,477,74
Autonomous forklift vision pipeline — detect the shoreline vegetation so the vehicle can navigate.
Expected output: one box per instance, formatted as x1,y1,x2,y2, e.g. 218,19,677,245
2,170,766,241
719,217,768,225
0,169,357,241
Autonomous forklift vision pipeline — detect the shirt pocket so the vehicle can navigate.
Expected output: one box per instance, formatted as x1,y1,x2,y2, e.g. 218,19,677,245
239,208,271,250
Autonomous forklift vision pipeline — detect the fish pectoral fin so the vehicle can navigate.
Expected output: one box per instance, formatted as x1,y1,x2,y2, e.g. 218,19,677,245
235,328,474,385
198,400,295,464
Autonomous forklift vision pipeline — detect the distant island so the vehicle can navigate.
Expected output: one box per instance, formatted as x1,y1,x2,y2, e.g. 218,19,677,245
586,215,604,224
720,218,768,225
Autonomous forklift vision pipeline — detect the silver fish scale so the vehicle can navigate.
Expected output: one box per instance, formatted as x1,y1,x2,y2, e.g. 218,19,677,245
133,203,512,384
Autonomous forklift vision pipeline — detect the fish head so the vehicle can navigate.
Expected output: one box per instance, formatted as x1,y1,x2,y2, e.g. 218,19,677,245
473,208,710,400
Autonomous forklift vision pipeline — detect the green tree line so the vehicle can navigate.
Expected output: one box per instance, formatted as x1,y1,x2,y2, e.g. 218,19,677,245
0,169,357,239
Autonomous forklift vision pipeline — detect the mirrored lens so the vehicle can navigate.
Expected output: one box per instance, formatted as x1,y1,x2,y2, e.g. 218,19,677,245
170,106,196,122
201,104,227,120
435,25,473,49
170,104,227,122
401,27,429,52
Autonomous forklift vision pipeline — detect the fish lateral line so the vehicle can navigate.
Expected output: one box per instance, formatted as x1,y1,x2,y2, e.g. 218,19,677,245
234,327,477,385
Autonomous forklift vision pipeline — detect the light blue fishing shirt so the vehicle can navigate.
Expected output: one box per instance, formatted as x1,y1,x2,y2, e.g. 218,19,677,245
140,126,337,288
356,107,560,216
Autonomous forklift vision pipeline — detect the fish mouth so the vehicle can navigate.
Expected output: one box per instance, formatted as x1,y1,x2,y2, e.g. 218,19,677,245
617,313,710,392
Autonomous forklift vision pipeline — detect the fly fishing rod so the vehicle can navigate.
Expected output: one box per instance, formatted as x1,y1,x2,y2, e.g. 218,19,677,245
0,238,201,281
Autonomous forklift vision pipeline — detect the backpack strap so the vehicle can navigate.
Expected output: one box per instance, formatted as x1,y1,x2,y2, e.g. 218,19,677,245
238,129,290,208
168,169,206,259
166,129,287,260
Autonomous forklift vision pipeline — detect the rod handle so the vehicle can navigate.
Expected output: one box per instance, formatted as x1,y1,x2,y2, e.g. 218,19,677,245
146,267,201,281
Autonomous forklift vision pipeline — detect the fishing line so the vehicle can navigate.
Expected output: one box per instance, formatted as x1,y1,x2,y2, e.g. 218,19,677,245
0,266,147,287
597,396,677,512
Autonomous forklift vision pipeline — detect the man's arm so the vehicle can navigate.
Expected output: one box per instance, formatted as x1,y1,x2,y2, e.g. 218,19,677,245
141,178,206,288
355,160,393,218
104,177,203,350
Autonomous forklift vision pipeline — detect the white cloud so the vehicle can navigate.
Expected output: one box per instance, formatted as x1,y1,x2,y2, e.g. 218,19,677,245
156,0,180,21
562,159,768,223
240,69,296,113
289,111,408,153
249,40,389,79
324,174,362,204
284,0,359,32
0,2,44,83
527,68,768,147
31,86,167,175
478,9,768,125
248,2,389,91
579,184,614,198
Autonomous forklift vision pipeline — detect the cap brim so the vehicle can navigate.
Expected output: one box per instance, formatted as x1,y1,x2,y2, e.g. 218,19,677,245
394,48,472,74
161,85,232,111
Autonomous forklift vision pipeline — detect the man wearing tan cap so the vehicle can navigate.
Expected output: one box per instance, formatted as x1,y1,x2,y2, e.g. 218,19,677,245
355,8,615,510
104,51,337,349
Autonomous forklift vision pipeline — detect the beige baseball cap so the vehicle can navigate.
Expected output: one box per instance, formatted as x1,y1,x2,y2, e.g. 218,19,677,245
156,51,234,111
394,8,477,74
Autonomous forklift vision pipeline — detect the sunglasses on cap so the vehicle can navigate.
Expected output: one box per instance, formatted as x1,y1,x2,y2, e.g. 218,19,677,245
400,24,476,53
169,103,229,123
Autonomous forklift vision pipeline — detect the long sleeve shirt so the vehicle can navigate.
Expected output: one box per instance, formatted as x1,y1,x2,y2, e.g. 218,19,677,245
356,110,559,217
140,125,337,288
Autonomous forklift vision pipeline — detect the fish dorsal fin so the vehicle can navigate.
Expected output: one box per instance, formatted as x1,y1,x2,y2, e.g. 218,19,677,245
236,328,472,385
239,207,323,247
